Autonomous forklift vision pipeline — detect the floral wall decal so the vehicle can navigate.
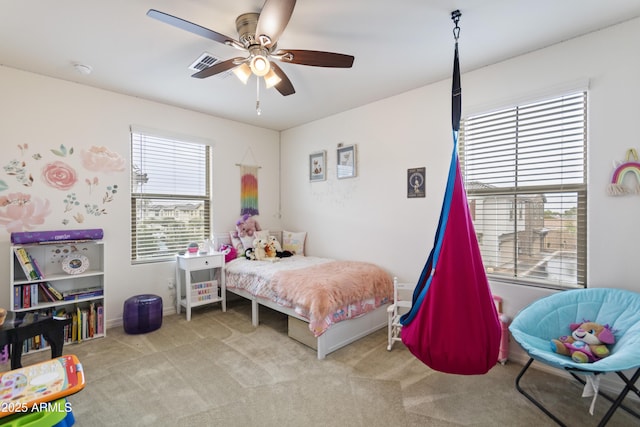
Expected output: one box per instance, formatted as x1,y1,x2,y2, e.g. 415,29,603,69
51,144,74,157
0,192,52,233
0,142,126,234
82,146,125,173
63,193,79,212
103,185,117,203
4,160,34,186
86,177,99,193
41,161,78,191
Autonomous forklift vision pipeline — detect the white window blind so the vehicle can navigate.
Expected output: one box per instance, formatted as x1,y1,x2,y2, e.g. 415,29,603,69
459,91,587,288
130,129,211,263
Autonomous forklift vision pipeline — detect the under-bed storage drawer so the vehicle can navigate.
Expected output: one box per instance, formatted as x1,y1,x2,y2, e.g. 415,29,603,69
287,316,317,350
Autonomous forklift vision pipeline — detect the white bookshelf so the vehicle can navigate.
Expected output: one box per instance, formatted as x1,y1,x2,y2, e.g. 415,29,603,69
9,240,106,353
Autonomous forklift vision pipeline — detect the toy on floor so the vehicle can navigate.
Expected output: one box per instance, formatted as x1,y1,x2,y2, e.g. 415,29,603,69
550,321,615,363
0,355,84,419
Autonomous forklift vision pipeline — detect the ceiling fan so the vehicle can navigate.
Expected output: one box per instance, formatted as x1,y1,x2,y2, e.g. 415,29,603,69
147,0,355,98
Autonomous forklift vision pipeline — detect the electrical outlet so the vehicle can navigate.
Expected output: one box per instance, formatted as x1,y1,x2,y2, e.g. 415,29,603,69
167,277,175,290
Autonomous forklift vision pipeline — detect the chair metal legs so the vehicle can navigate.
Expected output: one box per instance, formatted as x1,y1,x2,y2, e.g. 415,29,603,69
515,357,640,426
515,358,568,426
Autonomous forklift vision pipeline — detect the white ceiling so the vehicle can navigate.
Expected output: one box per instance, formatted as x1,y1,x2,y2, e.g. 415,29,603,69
2,1,639,131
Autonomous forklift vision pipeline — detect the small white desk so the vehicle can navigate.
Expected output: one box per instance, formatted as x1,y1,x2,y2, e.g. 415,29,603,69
175,252,226,321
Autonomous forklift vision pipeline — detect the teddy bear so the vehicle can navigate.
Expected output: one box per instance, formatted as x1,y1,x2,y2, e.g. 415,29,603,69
235,214,262,251
251,237,279,262
264,238,278,258
251,238,267,260
550,321,615,363
235,214,261,238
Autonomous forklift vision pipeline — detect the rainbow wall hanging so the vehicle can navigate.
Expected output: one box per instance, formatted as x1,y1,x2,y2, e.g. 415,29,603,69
239,164,259,215
608,149,640,196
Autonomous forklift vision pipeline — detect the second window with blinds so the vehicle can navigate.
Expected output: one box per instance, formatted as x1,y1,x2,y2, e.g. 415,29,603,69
130,128,212,263
459,91,587,289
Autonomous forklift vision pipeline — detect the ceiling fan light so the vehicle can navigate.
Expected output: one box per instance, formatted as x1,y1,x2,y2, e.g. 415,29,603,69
264,69,282,89
232,63,252,84
250,55,270,77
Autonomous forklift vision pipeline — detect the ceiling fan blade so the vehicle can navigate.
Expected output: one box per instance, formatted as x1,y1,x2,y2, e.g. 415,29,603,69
192,58,243,79
276,50,354,68
270,62,295,96
147,9,237,46
255,0,296,48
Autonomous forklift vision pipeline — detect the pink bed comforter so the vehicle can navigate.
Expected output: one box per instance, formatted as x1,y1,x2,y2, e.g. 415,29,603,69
268,260,393,321
225,256,393,336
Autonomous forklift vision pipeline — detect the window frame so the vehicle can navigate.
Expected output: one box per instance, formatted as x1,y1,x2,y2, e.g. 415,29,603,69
459,91,587,289
130,127,212,264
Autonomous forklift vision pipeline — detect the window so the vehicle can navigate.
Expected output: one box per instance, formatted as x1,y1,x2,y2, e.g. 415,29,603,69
459,91,587,289
130,128,211,263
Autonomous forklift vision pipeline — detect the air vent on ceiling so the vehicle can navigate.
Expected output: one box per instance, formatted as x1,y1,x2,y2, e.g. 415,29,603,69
188,52,221,72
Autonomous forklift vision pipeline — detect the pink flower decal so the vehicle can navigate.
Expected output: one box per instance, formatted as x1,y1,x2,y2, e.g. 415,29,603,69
0,192,51,233
41,161,77,190
81,146,125,173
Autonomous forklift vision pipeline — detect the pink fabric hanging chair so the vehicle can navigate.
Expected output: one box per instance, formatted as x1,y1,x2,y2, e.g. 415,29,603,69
400,11,501,375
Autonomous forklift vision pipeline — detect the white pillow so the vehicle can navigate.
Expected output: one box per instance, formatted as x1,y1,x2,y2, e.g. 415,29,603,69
240,230,270,250
282,230,306,255
255,230,270,240
229,232,244,257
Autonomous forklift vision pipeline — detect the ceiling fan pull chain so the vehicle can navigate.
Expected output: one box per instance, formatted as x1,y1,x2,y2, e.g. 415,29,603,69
256,77,262,116
451,9,462,42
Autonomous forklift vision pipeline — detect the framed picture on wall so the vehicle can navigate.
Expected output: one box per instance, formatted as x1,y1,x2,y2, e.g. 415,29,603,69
309,150,326,182
337,144,356,179
407,167,426,198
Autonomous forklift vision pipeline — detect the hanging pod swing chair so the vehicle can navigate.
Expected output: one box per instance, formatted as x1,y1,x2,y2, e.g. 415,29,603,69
400,10,501,375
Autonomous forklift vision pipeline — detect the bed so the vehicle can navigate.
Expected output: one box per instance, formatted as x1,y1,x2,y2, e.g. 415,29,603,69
224,253,393,359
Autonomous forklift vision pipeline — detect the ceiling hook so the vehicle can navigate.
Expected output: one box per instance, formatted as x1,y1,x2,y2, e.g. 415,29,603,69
451,9,462,41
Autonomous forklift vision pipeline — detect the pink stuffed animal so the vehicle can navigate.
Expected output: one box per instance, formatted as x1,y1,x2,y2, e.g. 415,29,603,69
235,214,261,238
219,244,237,263
551,321,615,363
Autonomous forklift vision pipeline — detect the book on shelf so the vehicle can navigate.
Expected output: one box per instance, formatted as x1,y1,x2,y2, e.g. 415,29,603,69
38,282,56,302
13,247,46,280
62,286,103,301
31,283,38,306
29,254,45,279
44,282,64,300
97,304,104,335
76,306,82,342
22,284,31,308
14,247,40,281
13,286,21,310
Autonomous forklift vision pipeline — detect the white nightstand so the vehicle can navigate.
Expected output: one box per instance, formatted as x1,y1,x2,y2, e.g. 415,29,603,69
175,252,226,321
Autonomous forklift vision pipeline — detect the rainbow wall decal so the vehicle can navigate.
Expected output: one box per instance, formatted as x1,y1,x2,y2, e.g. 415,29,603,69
240,164,259,215
608,149,640,196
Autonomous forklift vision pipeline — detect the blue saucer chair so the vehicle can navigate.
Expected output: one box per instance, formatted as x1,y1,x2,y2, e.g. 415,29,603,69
509,288,640,426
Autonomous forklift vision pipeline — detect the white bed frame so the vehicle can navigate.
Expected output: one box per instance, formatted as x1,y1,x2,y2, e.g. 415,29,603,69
226,287,389,359
214,231,389,359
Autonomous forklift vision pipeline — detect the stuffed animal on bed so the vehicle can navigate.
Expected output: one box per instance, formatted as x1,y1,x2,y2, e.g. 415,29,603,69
236,214,261,238
251,238,278,261
267,235,293,258
550,321,615,363
219,244,237,263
